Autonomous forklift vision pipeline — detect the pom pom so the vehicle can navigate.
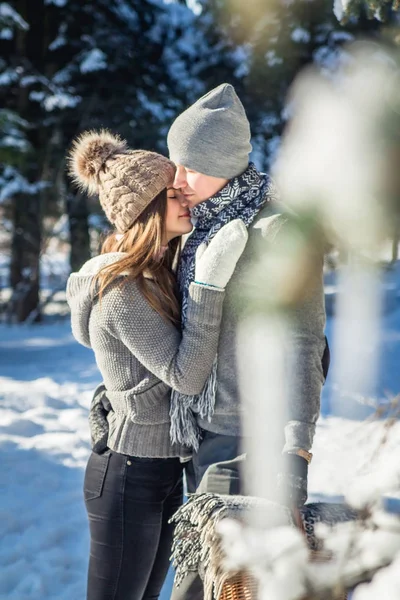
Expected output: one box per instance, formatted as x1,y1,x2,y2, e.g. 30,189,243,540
68,129,127,195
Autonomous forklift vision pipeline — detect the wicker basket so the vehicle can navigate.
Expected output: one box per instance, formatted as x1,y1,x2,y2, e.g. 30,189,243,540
218,567,348,600
218,571,347,600
218,572,258,600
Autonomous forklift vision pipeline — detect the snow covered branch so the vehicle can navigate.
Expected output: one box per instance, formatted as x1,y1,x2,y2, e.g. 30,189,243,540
218,506,400,600
334,0,400,23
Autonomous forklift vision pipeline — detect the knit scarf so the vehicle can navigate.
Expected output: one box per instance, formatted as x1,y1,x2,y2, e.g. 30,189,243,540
169,163,279,450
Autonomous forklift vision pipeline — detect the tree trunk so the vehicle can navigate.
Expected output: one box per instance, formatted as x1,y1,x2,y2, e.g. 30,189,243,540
67,190,91,272
9,193,41,322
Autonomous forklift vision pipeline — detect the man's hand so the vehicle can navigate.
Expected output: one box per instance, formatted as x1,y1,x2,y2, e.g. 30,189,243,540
277,453,308,508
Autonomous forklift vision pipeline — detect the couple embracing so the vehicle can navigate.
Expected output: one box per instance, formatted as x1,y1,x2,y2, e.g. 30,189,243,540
67,84,327,600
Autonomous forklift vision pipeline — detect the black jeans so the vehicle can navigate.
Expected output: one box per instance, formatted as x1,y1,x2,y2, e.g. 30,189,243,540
84,450,183,600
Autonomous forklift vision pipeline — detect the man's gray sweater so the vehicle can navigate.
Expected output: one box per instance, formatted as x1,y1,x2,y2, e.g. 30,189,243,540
66,253,225,459
196,203,326,453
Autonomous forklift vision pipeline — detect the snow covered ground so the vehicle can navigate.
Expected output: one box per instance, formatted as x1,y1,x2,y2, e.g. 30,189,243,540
1,267,400,599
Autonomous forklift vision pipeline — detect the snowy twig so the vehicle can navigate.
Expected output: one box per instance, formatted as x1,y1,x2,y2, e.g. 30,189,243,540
219,509,400,600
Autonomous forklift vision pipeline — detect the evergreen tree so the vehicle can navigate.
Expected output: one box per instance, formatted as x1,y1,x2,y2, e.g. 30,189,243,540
199,0,390,170
337,0,399,22
0,0,212,317
2,0,399,321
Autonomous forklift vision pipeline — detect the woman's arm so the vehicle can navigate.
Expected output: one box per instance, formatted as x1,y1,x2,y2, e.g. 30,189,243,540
103,280,224,395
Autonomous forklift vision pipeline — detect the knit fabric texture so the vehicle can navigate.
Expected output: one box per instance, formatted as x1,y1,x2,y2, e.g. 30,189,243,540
69,130,176,233
88,383,110,454
66,252,225,459
169,164,278,450
167,83,252,179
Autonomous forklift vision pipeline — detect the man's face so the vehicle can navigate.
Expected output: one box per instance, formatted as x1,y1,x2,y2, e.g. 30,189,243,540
173,165,228,207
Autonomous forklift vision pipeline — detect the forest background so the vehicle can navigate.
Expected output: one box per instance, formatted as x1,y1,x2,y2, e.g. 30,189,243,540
2,0,399,322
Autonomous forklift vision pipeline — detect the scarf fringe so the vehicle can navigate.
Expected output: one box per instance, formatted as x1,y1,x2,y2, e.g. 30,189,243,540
170,359,218,451
169,492,293,600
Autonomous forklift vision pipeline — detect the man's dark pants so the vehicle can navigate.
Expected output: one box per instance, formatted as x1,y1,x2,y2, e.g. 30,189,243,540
171,430,242,600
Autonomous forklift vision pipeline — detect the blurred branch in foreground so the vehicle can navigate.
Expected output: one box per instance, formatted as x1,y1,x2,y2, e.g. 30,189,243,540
234,41,400,598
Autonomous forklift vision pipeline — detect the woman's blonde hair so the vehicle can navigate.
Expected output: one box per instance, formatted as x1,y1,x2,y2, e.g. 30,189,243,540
94,188,181,325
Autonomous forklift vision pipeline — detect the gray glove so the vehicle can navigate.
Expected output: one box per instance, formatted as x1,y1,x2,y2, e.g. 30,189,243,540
89,384,111,454
194,219,248,289
277,454,309,508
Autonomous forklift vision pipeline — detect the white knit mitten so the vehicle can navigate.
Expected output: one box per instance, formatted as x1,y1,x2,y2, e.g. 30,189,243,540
194,220,248,289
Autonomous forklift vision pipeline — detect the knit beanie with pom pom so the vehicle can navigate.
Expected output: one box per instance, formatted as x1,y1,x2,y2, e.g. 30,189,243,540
68,130,176,233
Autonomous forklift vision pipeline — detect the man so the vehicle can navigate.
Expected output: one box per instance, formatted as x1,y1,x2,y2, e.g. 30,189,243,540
166,83,326,503
166,83,327,599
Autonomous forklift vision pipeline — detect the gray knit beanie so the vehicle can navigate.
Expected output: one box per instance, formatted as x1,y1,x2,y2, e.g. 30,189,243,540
68,130,176,233
167,83,252,180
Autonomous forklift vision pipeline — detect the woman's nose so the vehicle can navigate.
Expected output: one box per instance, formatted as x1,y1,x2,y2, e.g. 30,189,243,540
174,189,188,206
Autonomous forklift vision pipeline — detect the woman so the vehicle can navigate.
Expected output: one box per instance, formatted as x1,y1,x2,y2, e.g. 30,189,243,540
66,130,248,600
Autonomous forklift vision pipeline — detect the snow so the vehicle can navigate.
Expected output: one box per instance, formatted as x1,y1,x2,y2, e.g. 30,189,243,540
185,0,203,16
0,69,18,86
80,49,107,74
0,317,176,599
265,50,283,67
136,90,169,122
353,551,400,599
111,1,139,26
43,92,81,112
49,33,66,51
0,27,12,39
1,252,400,597
0,323,95,599
48,22,68,52
291,27,311,43
29,91,45,103
232,44,252,78
20,75,40,87
0,167,48,204
0,2,29,31
333,0,349,22
44,0,68,6
0,111,30,154
1,135,25,149
51,67,72,85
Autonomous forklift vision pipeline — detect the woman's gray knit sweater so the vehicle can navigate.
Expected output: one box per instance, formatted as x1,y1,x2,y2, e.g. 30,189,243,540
66,253,225,459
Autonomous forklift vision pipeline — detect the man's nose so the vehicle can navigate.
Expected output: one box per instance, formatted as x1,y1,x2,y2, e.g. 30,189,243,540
173,165,187,189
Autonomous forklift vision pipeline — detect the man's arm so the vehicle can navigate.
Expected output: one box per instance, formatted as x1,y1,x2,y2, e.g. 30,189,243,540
248,210,326,505
254,211,326,452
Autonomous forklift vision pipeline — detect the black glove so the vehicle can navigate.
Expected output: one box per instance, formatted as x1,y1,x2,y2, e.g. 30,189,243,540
89,384,111,454
277,453,308,508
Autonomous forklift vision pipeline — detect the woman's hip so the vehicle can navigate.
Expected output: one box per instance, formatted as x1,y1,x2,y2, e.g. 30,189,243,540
84,450,183,513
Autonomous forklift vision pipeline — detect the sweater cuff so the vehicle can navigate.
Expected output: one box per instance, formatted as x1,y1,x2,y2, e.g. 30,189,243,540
283,420,316,454
187,282,225,324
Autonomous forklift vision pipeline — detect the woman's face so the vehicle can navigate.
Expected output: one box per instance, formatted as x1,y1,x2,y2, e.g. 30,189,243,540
165,188,193,242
